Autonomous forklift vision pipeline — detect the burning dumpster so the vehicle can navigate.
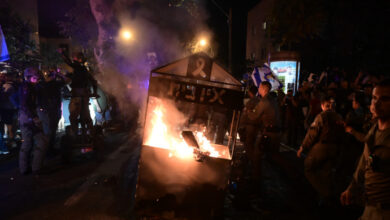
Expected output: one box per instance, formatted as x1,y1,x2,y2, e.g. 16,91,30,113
135,52,244,219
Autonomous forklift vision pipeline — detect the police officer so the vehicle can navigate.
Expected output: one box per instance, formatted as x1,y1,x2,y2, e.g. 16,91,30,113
0,75,10,154
248,81,281,152
239,85,260,146
59,49,98,136
0,74,18,149
246,81,281,186
297,96,346,203
341,79,390,219
36,69,70,152
18,68,48,175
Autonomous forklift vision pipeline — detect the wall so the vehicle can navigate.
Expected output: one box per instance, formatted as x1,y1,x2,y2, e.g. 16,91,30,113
246,0,275,66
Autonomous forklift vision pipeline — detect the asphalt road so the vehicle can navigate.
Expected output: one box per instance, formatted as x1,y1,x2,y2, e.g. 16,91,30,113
0,128,363,220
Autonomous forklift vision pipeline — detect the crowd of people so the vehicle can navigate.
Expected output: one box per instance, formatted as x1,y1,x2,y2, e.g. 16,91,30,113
0,50,112,175
239,69,390,219
1,54,389,218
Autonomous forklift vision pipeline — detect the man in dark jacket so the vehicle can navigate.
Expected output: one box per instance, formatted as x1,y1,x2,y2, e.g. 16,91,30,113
18,67,48,175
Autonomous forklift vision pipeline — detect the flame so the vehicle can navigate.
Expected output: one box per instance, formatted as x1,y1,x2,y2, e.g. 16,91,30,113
195,131,219,157
144,100,220,159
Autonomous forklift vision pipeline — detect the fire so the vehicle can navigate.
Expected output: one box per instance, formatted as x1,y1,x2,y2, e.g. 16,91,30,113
195,131,219,157
144,100,220,159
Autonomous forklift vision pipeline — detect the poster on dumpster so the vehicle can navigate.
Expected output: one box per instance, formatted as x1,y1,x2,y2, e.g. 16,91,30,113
270,61,298,93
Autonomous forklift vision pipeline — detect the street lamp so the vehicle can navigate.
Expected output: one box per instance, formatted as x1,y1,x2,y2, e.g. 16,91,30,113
191,36,213,57
199,38,207,47
122,30,132,40
120,29,133,41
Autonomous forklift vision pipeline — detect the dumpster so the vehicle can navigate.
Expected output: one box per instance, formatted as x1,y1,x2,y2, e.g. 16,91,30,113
135,52,244,219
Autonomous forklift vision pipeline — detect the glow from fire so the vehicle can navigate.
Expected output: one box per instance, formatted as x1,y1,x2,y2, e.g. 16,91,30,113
144,101,220,159
195,131,219,157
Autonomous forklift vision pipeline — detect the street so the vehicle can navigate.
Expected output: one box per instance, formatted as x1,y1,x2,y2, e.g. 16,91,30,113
0,126,363,220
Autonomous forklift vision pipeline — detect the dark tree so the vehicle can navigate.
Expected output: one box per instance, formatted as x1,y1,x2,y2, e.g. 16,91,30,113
268,0,390,74
0,4,41,72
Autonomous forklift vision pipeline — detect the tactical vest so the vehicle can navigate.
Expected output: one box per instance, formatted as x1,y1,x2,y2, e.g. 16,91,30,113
319,111,345,143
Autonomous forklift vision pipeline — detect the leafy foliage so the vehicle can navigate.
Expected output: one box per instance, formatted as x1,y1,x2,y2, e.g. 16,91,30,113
0,5,41,72
56,0,99,72
39,42,64,69
169,0,199,17
58,0,98,48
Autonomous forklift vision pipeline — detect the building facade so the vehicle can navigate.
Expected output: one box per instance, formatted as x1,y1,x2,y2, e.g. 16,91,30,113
246,0,276,66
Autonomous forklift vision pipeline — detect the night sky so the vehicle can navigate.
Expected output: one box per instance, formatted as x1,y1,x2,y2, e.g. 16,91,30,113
36,0,260,76
37,0,77,38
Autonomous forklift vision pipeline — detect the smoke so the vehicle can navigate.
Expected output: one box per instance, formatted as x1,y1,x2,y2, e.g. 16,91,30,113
142,146,225,194
143,97,189,148
139,97,232,197
92,0,212,133
140,97,227,197
89,1,227,200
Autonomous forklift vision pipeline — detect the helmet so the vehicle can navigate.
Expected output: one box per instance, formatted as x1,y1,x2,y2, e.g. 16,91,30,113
24,67,39,78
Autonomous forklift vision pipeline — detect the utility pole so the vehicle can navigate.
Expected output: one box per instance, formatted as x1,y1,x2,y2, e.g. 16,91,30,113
211,0,232,73
228,7,232,73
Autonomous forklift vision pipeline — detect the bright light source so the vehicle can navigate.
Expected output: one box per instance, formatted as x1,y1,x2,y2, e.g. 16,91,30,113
121,30,132,40
199,39,207,47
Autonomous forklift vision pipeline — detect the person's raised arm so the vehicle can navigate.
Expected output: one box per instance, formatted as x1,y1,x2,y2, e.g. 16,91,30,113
57,48,73,67
55,69,71,84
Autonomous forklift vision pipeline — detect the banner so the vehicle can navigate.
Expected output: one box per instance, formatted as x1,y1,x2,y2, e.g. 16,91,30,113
251,63,283,91
148,77,244,110
0,25,10,62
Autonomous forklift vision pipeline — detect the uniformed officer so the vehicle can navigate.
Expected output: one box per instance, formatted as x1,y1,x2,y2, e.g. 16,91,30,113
297,96,346,202
237,86,260,190
18,68,48,175
341,79,390,219
36,69,70,151
239,85,260,146
246,81,281,185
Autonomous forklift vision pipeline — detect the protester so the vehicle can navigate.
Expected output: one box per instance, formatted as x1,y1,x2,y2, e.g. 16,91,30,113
340,92,367,190
341,79,390,219
284,94,305,148
59,49,98,136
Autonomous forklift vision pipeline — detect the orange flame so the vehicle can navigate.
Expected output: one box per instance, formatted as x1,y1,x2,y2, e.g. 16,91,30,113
144,100,221,159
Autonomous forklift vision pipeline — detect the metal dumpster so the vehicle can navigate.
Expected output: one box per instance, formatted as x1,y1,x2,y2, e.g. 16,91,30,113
135,52,244,219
